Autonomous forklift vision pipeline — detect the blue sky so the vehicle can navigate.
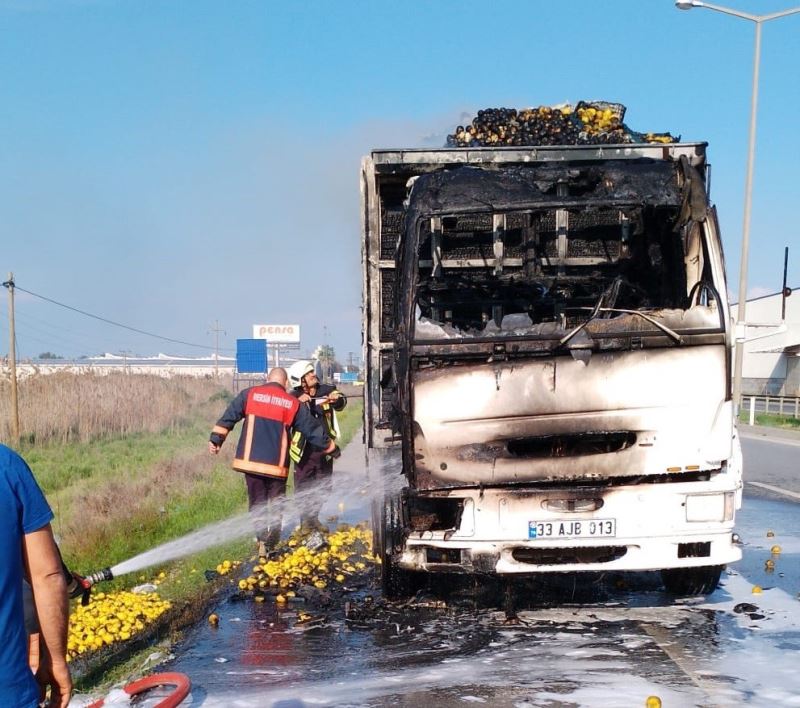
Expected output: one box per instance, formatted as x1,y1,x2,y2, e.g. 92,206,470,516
1,0,798,361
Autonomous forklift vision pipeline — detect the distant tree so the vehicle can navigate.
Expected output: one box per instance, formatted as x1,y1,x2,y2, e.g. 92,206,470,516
312,344,341,379
38,352,63,360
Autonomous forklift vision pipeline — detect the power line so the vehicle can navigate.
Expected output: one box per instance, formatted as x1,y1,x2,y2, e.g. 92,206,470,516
11,311,99,353
14,284,234,353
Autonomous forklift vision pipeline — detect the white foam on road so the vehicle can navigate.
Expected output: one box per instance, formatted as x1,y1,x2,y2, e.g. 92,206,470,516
191,646,703,708
700,570,800,634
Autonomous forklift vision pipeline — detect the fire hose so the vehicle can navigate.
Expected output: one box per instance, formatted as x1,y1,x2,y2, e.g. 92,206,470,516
86,672,191,708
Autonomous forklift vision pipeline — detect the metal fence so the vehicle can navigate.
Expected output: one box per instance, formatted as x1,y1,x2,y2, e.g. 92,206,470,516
742,395,800,425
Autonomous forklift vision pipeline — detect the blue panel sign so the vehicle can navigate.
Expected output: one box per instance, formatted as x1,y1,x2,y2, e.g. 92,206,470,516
236,339,268,373
339,372,358,383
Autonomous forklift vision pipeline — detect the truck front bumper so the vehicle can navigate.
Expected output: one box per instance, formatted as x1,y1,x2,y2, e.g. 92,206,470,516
398,477,742,574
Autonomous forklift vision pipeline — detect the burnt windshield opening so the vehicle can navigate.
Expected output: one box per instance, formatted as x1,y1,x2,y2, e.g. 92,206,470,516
413,204,720,341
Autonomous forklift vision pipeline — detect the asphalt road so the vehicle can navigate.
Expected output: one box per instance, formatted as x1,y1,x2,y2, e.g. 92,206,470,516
739,423,800,500
152,428,800,708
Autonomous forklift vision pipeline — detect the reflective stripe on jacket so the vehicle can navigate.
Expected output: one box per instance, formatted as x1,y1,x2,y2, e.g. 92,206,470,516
210,382,333,479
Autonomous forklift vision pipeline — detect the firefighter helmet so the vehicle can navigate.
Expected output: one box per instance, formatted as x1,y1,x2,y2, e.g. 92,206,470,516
288,360,318,388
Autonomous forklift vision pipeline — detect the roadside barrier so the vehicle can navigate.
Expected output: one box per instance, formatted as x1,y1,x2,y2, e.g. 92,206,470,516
743,395,800,425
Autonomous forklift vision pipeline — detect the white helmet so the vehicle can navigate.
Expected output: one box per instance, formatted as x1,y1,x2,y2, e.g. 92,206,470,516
288,360,318,388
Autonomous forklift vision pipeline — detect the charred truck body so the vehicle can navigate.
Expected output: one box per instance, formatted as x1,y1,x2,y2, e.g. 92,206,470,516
361,143,742,598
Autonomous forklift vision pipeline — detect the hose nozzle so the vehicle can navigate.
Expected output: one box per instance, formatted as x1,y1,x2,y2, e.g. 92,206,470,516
85,567,114,586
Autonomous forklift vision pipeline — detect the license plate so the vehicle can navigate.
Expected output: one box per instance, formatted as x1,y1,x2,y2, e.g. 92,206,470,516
528,519,616,540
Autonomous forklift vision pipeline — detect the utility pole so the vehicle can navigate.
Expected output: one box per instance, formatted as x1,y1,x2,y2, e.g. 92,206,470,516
119,349,131,375
348,351,355,372
208,320,225,378
2,273,20,445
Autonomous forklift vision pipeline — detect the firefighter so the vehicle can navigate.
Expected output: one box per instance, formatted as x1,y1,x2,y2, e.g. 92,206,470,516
208,367,336,556
289,361,347,531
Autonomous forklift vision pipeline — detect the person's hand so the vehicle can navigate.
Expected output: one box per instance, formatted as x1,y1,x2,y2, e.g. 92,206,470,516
298,393,312,404
328,445,342,460
329,391,341,401
208,441,220,455
36,651,72,708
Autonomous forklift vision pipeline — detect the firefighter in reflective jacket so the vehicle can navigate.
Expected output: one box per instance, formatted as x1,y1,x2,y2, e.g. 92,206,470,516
208,367,335,553
289,362,347,530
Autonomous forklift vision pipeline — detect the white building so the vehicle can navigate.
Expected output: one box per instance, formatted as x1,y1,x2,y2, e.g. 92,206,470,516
731,288,799,396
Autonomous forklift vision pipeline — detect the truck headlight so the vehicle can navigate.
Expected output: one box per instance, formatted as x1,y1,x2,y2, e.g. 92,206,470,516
685,492,735,522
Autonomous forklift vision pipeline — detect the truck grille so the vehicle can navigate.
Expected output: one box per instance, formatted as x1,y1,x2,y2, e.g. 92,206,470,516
512,546,627,565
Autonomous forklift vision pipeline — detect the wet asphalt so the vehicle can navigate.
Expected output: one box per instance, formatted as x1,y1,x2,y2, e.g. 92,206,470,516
160,431,800,707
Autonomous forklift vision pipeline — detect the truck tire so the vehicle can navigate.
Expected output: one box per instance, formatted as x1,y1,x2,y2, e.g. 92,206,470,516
380,493,419,600
661,565,723,596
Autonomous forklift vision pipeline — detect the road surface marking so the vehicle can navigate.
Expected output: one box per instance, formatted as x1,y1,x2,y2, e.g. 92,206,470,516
746,481,800,501
638,622,732,704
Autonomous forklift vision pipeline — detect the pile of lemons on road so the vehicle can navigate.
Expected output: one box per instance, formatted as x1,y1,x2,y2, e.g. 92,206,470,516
66,591,172,661
236,522,377,605
66,524,376,659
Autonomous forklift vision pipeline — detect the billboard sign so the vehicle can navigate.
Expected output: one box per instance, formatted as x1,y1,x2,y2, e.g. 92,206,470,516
252,324,300,343
236,339,268,373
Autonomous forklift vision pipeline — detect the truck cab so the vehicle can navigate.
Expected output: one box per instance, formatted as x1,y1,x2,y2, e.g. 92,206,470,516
362,144,742,598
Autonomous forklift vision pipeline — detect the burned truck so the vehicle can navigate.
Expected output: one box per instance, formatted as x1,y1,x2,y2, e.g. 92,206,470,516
361,142,742,598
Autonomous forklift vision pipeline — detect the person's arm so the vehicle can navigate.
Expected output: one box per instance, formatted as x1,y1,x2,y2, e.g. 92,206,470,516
23,524,72,708
209,390,248,453
294,402,335,453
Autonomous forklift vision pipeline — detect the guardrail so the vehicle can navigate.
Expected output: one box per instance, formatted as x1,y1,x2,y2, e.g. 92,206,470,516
742,395,800,425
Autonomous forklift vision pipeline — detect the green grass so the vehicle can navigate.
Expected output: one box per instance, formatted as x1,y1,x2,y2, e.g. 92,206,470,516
23,422,211,494
77,467,249,574
739,410,800,429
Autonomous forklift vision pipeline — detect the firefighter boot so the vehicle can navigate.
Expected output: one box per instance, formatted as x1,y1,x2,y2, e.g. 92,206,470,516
262,526,281,552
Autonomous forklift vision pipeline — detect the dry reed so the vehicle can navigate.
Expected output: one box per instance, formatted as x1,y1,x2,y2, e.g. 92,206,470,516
0,372,231,445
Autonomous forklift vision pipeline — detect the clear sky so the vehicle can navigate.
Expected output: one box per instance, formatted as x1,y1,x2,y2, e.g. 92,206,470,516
1,0,798,362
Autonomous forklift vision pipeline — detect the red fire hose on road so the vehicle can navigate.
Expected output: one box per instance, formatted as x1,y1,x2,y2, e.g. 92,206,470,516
87,672,191,707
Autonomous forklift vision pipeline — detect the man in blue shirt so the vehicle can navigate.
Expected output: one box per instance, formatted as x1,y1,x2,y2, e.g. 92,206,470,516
0,444,71,708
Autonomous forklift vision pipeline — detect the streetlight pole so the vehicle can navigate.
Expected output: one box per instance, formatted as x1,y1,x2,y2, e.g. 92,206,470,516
676,1,800,410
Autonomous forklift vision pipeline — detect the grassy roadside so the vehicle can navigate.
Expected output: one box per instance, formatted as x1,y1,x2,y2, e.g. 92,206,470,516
25,392,363,575
27,389,365,694
738,411,800,430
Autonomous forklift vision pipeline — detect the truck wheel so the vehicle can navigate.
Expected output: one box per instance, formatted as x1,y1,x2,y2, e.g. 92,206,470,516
661,565,723,596
380,493,418,600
